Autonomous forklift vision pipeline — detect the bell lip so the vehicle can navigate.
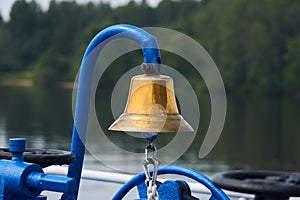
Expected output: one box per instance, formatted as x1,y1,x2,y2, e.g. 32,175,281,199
108,113,194,133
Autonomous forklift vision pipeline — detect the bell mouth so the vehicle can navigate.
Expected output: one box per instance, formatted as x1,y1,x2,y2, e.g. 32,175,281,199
108,113,194,133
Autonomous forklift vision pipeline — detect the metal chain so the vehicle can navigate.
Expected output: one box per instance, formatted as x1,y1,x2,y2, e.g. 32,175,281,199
143,140,160,200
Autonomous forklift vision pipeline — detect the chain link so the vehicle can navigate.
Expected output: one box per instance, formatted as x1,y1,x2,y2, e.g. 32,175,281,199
143,140,160,200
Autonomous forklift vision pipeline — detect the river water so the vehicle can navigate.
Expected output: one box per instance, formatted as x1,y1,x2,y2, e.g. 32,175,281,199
0,85,300,199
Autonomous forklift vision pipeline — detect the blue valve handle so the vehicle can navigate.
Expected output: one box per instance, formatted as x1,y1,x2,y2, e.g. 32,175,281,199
113,166,229,200
64,24,162,200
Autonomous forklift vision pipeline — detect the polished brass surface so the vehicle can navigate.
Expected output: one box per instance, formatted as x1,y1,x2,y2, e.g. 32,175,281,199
109,74,194,133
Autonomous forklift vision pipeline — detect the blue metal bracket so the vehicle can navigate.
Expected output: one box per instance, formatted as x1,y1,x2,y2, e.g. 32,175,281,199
62,24,161,200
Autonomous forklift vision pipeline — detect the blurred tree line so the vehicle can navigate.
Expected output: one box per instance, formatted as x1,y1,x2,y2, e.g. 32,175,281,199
0,0,299,94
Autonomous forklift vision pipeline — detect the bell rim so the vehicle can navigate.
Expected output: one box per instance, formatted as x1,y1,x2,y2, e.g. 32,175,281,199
108,113,194,133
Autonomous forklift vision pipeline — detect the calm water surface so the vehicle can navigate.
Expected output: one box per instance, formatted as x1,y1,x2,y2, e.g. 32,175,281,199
0,85,300,198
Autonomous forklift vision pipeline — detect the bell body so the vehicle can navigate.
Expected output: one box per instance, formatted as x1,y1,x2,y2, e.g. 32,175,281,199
109,74,193,133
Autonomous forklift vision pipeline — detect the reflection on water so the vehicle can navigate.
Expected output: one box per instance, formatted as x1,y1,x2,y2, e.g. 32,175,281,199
0,86,300,176
217,94,300,172
0,86,73,150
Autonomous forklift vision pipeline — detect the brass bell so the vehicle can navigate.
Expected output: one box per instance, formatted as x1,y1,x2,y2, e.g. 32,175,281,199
109,74,194,133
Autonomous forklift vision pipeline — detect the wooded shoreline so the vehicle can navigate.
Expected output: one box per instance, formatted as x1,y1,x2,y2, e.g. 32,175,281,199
0,0,299,95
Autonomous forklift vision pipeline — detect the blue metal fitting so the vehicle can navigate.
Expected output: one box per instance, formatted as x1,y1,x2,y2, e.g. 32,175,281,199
9,138,26,162
137,180,187,199
0,138,44,199
0,138,77,200
27,172,77,194
9,138,26,153
143,132,158,141
0,158,44,199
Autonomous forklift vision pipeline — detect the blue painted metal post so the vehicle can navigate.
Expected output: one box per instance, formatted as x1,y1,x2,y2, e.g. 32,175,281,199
61,24,161,200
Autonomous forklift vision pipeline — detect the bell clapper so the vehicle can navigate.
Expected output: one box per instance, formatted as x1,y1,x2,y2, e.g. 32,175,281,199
142,132,160,200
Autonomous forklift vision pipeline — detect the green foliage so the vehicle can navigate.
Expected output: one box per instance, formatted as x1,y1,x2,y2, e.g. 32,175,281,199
283,36,300,92
8,0,44,69
0,0,300,94
33,48,71,86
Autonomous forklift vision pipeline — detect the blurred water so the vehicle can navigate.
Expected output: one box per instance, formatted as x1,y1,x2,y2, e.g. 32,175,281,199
1,85,300,199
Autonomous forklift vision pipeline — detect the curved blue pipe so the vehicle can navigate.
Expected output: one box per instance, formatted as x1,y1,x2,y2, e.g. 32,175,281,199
61,24,161,200
113,166,229,200
83,24,161,65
